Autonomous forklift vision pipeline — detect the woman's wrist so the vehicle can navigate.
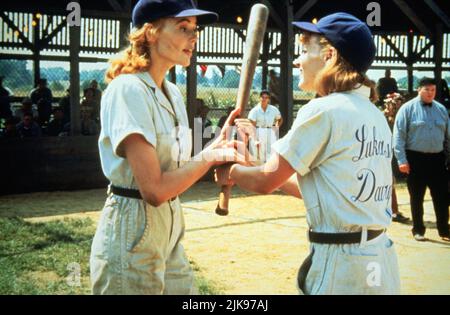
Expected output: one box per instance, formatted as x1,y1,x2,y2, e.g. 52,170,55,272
229,163,239,182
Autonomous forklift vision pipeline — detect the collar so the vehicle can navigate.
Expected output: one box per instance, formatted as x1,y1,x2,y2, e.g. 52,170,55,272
418,97,433,107
135,72,180,117
349,85,371,98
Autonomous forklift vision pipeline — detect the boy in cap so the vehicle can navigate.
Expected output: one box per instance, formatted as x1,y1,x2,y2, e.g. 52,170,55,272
216,12,400,294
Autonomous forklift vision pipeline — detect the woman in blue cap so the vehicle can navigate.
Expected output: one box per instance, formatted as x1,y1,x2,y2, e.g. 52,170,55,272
216,12,400,294
90,0,244,294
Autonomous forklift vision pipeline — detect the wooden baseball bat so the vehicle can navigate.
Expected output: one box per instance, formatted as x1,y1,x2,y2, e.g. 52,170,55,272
215,4,269,216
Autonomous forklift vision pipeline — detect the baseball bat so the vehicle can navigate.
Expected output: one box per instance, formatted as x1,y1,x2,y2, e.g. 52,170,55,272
215,4,269,216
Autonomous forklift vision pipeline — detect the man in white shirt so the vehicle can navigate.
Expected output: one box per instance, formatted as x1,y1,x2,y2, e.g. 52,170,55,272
248,90,283,163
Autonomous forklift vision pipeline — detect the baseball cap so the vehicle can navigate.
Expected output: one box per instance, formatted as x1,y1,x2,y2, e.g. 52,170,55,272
132,0,218,28
293,12,376,73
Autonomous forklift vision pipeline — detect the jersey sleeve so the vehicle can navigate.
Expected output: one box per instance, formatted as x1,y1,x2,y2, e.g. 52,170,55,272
272,102,332,176
102,76,157,157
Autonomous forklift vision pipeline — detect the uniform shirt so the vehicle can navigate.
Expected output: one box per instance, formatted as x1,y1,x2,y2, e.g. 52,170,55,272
393,96,449,165
248,104,281,128
272,86,393,233
98,72,192,189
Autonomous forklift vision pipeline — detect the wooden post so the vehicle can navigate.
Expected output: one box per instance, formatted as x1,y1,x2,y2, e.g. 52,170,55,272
279,0,294,135
119,19,130,50
433,24,443,101
407,32,414,95
69,9,81,136
186,51,197,132
32,14,40,86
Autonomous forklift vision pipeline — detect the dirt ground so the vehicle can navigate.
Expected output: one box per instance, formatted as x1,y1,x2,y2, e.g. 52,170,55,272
1,182,449,295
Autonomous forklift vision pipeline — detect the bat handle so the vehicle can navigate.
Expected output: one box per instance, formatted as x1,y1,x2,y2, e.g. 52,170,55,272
216,185,231,216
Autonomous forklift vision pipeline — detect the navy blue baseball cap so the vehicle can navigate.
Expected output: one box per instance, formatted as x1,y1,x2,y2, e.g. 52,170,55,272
132,0,218,28
293,12,376,73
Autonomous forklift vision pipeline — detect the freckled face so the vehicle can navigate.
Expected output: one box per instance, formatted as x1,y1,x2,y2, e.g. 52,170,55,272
151,16,198,68
294,35,326,92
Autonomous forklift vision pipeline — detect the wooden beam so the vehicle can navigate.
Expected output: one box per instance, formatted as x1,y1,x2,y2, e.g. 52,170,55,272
392,0,433,38
294,0,318,20
260,0,284,29
0,53,109,63
69,3,81,136
107,0,123,12
380,35,407,63
233,29,246,43
280,0,294,134
414,40,433,60
40,18,67,49
434,24,443,100
0,12,34,50
424,0,450,29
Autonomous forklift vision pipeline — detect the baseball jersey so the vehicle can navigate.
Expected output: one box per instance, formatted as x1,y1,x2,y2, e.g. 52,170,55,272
272,86,394,233
98,72,192,189
248,104,281,128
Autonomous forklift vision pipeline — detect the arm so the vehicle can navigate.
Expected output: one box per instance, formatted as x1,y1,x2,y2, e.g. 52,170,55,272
123,134,237,207
278,174,302,198
393,106,409,166
228,153,295,195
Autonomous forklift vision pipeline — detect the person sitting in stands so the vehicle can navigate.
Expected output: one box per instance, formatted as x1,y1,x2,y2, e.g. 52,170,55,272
14,98,38,121
46,107,66,136
30,78,53,125
16,112,41,138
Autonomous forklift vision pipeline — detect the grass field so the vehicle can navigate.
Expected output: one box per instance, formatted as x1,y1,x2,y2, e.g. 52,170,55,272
0,217,221,295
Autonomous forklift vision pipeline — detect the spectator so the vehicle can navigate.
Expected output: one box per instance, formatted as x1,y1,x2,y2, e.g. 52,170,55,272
62,106,100,136
16,112,42,138
248,90,282,163
89,80,102,121
59,88,71,124
81,88,98,119
0,76,12,120
30,78,53,125
393,77,449,242
14,98,38,121
0,117,18,138
46,107,66,136
195,98,212,132
377,69,398,105
268,69,280,105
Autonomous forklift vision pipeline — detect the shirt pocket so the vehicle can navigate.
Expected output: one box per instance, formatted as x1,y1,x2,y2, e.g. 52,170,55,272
409,120,426,132
434,119,446,132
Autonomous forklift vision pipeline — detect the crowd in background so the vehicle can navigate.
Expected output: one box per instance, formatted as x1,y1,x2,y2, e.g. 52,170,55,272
0,76,101,138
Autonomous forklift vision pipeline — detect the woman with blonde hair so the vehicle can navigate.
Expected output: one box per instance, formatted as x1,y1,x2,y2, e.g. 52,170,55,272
216,13,400,295
90,0,243,294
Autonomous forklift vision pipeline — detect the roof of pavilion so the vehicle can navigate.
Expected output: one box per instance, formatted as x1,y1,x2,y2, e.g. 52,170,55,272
2,0,449,35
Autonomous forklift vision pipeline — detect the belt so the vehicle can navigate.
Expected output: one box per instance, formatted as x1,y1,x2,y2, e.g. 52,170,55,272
110,185,177,202
308,229,385,244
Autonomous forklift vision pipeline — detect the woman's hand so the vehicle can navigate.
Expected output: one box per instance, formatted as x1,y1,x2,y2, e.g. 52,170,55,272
234,118,257,139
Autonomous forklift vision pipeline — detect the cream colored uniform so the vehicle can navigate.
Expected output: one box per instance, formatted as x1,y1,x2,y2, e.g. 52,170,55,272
248,104,281,163
90,72,194,294
272,86,400,295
